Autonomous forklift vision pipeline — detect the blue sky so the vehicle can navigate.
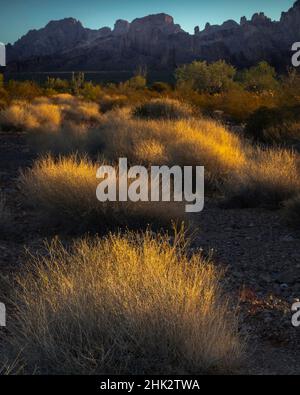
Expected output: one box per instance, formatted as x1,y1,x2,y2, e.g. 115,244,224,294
0,0,296,44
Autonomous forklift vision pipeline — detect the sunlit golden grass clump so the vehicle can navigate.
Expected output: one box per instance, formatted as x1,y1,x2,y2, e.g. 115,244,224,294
133,98,195,120
98,93,128,112
0,96,101,133
92,108,246,186
223,148,300,208
2,230,243,374
0,100,61,132
19,155,184,230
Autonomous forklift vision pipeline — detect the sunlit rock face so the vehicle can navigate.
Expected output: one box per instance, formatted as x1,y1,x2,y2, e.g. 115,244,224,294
6,1,300,71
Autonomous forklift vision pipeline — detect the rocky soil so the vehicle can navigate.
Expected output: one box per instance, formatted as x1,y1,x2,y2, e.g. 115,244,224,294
0,131,300,374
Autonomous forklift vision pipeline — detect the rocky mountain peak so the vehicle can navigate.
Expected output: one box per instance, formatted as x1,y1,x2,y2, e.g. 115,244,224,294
6,1,300,72
45,17,82,29
113,19,130,35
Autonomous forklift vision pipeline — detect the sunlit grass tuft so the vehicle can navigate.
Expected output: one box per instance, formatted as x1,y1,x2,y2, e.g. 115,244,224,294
19,155,184,230
2,230,243,374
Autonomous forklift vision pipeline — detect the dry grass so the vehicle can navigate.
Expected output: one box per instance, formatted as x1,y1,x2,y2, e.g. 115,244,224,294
133,98,195,120
223,148,300,208
0,96,101,133
0,101,61,132
84,108,300,206
2,230,243,374
11,104,247,191
28,121,89,155
5,96,299,209
90,108,246,187
98,94,128,112
19,155,184,230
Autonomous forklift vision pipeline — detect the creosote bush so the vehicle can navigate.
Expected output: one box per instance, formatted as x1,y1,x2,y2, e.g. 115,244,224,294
2,230,243,374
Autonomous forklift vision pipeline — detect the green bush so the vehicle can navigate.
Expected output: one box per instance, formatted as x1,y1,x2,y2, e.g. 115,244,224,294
175,60,236,94
239,62,278,93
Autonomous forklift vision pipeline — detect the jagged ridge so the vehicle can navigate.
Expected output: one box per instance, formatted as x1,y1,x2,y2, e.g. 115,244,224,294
6,1,300,71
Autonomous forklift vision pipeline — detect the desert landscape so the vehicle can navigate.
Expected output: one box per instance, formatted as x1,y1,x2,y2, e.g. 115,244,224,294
0,0,300,377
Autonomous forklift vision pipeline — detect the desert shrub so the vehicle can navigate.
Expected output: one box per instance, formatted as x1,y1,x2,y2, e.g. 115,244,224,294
98,94,128,112
212,90,277,122
45,77,70,92
19,155,184,230
0,100,61,132
2,230,242,374
80,82,102,101
239,62,279,93
133,98,194,120
62,101,101,123
283,194,300,228
245,106,300,145
177,87,278,122
176,60,236,94
7,80,42,101
28,121,88,155
279,69,300,107
49,93,76,105
91,108,246,187
0,95,101,133
151,82,171,93
127,75,147,89
223,148,300,208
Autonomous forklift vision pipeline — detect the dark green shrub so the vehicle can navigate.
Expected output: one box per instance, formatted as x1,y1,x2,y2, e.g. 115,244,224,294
245,106,300,145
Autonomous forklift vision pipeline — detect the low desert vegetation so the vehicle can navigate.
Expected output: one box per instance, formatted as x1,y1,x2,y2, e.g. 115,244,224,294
133,98,195,120
17,103,300,211
0,100,61,132
2,230,243,374
0,95,101,133
2,59,300,376
19,155,184,231
245,105,300,146
223,148,300,208
90,108,246,184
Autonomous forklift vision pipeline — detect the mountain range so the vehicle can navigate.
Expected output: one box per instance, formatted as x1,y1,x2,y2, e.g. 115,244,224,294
6,0,300,72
